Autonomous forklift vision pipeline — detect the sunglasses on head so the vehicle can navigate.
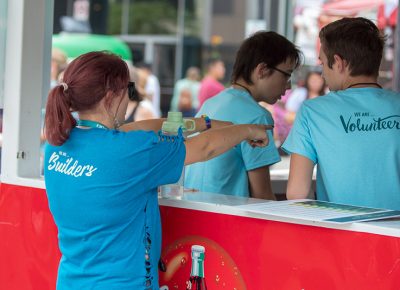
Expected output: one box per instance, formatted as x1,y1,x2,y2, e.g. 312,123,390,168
128,81,140,101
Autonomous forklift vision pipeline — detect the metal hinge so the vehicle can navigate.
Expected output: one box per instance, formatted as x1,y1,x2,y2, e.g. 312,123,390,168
16,151,26,159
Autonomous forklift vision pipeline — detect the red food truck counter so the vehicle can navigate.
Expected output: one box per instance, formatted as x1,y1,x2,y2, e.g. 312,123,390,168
159,191,400,290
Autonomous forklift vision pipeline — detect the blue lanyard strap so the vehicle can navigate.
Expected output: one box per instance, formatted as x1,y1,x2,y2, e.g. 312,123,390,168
76,119,108,129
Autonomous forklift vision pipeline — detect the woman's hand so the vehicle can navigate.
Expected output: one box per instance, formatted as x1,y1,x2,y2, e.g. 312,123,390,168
244,124,273,147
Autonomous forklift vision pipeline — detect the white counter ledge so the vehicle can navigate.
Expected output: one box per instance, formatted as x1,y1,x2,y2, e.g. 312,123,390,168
159,191,400,238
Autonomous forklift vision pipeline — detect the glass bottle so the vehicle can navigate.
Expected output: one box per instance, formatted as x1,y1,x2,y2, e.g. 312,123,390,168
186,245,207,290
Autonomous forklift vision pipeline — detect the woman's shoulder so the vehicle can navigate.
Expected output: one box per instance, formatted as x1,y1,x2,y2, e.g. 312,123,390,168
71,127,159,148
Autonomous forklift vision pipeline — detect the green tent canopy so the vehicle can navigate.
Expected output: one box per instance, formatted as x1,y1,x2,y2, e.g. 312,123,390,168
52,33,132,62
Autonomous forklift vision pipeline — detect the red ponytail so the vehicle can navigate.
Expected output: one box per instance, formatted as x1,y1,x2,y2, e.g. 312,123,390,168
44,51,130,146
44,85,76,146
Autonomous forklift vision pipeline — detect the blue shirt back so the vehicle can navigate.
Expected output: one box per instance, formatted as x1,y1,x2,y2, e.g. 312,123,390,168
185,88,280,197
44,128,185,290
282,88,400,210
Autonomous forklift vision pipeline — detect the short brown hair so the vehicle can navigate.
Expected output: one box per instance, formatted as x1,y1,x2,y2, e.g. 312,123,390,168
231,31,302,84
319,17,385,77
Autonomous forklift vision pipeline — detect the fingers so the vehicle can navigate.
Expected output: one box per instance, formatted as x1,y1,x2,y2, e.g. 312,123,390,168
248,141,266,148
247,138,269,147
262,124,274,131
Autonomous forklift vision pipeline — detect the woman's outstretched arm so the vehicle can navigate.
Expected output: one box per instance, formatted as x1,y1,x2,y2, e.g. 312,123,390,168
120,117,232,133
184,124,273,165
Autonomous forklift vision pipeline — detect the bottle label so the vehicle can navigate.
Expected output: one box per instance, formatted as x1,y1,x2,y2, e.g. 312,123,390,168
186,245,207,290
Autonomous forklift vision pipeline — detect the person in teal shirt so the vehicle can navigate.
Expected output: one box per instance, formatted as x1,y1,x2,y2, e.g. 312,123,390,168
44,51,272,290
282,17,400,210
185,31,302,199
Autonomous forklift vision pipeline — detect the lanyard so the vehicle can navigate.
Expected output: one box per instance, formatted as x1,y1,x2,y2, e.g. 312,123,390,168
76,119,108,129
232,82,252,96
347,82,382,89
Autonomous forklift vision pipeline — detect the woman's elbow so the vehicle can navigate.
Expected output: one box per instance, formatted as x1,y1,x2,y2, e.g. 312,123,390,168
185,142,213,165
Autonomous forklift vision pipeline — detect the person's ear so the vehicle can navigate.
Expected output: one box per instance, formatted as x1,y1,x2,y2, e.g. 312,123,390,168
256,63,270,79
333,54,347,73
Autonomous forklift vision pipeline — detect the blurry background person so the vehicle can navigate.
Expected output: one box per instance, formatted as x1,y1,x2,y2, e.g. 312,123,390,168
170,66,201,117
261,71,325,150
293,5,321,66
138,62,161,117
259,90,292,151
50,48,67,89
197,58,226,109
285,70,325,125
125,66,158,122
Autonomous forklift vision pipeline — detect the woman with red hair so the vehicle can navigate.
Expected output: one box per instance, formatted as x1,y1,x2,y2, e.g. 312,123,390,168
44,51,271,289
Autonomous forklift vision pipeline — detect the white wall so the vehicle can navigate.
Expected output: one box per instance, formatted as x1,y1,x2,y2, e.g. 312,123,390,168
1,0,53,188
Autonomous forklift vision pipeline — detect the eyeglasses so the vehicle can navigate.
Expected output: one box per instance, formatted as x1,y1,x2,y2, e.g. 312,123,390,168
128,81,139,101
271,67,292,82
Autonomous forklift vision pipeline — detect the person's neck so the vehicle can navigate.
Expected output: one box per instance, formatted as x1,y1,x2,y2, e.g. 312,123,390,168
342,75,380,90
308,91,319,99
77,112,114,129
206,73,219,81
232,80,257,100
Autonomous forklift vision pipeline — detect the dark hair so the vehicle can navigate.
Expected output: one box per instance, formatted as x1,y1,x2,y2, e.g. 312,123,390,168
128,82,141,102
231,31,302,84
128,66,144,102
45,51,130,146
205,58,223,71
319,17,385,77
136,62,152,71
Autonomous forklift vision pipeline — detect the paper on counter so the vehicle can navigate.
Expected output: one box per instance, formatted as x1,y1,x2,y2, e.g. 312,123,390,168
235,199,400,224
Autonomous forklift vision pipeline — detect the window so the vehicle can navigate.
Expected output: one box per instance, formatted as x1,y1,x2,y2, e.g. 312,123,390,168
213,0,233,15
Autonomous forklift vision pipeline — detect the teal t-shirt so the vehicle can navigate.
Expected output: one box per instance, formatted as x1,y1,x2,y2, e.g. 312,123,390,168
282,88,400,210
185,88,281,197
44,128,185,290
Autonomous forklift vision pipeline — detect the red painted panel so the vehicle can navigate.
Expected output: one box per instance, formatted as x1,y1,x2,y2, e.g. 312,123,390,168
1,183,399,290
0,183,60,290
160,206,400,290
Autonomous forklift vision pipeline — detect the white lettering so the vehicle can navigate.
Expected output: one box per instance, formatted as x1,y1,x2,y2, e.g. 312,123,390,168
46,152,97,178
85,166,97,176
48,152,59,170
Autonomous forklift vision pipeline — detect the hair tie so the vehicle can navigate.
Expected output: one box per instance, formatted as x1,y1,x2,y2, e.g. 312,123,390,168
60,82,68,92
